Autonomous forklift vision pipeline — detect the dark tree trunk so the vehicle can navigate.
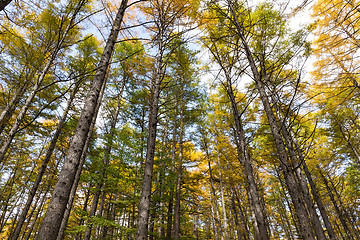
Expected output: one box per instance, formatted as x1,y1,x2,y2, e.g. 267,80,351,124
136,52,164,240
57,73,107,240
0,0,12,11
227,3,315,238
36,1,128,238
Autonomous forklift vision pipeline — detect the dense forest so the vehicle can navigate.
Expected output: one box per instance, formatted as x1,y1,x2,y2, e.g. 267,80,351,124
0,0,359,239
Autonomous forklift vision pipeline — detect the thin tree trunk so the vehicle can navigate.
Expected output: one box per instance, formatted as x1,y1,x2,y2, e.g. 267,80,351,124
209,190,220,240
336,119,360,164
10,83,80,240
319,170,354,239
136,61,164,239
222,74,269,240
172,104,184,240
0,0,87,165
227,3,315,238
216,154,230,240
166,108,178,240
233,188,251,240
230,188,246,240
57,72,108,240
294,143,337,239
35,1,128,238
0,81,29,136
208,160,223,239
83,80,124,240
270,96,326,240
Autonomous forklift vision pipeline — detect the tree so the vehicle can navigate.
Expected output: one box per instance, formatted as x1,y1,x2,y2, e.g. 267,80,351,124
36,0,128,238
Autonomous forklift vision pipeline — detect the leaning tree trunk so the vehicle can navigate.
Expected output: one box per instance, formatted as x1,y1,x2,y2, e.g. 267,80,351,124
56,77,107,240
270,95,326,240
36,1,128,239
227,2,315,238
223,71,269,240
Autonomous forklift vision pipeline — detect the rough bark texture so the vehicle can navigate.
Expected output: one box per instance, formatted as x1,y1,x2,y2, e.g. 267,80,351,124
56,78,106,240
136,57,163,240
270,97,326,240
36,1,128,239
224,75,269,240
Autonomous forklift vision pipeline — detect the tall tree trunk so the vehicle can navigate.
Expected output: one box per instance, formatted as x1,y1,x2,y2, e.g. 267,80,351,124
36,1,128,238
216,154,230,240
222,73,269,240
208,160,223,239
209,189,220,240
10,83,80,240
293,142,337,240
172,104,184,240
230,188,246,240
270,95,326,240
318,170,354,240
136,48,164,239
166,109,177,240
227,3,315,238
57,72,107,240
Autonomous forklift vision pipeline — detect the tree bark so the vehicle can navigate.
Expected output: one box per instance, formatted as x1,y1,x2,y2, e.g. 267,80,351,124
270,96,326,240
216,154,230,240
36,1,128,239
0,0,12,11
136,48,164,240
166,108,177,240
319,170,354,240
57,71,107,240
223,74,269,240
227,2,315,238
172,103,184,240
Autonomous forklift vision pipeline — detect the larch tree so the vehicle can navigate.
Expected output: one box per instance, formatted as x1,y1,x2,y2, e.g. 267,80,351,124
36,0,129,238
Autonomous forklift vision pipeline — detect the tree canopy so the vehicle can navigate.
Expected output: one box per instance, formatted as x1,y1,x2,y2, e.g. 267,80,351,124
0,0,359,239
